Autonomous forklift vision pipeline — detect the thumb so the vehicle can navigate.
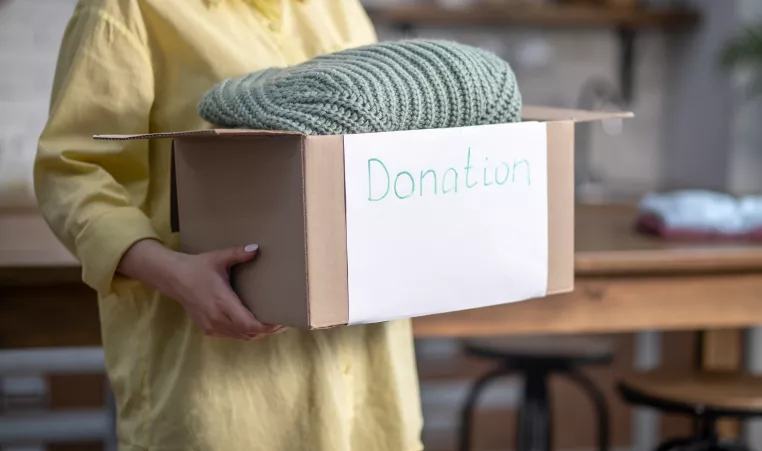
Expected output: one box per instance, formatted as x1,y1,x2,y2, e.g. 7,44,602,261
211,244,259,269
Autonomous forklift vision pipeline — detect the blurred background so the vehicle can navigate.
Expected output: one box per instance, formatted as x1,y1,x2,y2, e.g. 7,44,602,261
2,0,762,450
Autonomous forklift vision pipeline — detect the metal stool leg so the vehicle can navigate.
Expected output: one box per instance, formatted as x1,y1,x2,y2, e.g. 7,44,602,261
654,437,703,451
458,366,512,451
564,369,610,451
697,415,718,442
105,382,118,451
516,370,552,451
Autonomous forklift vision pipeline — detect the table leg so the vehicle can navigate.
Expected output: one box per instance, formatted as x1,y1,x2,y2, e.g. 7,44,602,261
699,329,743,439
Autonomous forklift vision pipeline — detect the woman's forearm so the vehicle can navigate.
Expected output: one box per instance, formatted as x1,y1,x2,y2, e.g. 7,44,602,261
118,239,180,295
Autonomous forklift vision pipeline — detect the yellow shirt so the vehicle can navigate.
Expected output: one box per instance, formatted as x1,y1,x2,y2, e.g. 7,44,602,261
34,1,423,450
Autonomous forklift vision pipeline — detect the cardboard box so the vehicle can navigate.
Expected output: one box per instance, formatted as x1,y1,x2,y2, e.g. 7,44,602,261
96,106,631,329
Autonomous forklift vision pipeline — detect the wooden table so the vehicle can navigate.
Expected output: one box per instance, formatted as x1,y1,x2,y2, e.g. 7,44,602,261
415,204,762,337
3,204,762,348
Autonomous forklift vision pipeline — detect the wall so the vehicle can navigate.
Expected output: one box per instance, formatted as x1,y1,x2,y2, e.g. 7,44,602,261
729,0,762,195
662,0,737,192
0,0,77,208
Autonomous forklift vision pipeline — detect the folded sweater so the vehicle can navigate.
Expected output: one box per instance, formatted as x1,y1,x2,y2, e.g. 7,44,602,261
198,39,522,135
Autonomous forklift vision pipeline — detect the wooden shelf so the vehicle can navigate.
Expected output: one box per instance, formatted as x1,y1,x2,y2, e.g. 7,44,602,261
366,3,700,104
365,4,700,30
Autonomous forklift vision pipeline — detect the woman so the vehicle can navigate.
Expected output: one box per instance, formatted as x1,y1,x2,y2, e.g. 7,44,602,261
34,1,423,450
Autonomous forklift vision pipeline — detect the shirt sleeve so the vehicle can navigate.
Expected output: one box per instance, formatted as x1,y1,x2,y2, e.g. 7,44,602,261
35,5,160,296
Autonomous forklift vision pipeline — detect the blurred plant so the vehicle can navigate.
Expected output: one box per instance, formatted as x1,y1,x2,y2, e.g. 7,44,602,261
721,20,762,97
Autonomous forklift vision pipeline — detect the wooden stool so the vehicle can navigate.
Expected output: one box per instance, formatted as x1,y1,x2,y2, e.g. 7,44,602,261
618,371,762,451
458,336,613,451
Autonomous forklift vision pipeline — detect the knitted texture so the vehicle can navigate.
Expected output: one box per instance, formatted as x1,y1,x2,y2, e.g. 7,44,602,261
198,40,522,135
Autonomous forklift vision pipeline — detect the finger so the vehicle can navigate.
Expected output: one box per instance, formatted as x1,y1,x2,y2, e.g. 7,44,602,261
220,289,278,336
225,305,278,337
243,326,288,341
204,313,249,341
210,244,259,269
220,317,253,341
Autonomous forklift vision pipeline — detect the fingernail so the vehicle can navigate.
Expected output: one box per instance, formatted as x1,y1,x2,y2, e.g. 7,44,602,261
244,244,259,253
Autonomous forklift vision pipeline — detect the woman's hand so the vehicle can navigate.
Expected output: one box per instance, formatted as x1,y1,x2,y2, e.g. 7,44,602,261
118,240,281,340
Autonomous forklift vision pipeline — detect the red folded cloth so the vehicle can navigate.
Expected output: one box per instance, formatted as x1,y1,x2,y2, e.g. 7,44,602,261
634,212,762,241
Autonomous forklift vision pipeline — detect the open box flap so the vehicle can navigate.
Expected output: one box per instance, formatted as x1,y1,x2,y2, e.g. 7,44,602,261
94,128,302,140
522,105,633,123
95,106,633,141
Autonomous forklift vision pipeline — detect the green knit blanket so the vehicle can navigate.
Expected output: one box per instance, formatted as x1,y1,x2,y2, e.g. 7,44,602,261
198,40,522,135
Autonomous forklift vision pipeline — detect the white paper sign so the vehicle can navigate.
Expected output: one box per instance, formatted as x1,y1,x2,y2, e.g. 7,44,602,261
343,122,548,325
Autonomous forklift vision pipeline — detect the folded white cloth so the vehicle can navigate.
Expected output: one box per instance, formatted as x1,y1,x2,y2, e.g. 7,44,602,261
639,190,762,235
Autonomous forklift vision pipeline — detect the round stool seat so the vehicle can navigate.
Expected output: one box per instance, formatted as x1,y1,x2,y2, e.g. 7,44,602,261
619,371,762,417
463,336,613,367
458,336,613,451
